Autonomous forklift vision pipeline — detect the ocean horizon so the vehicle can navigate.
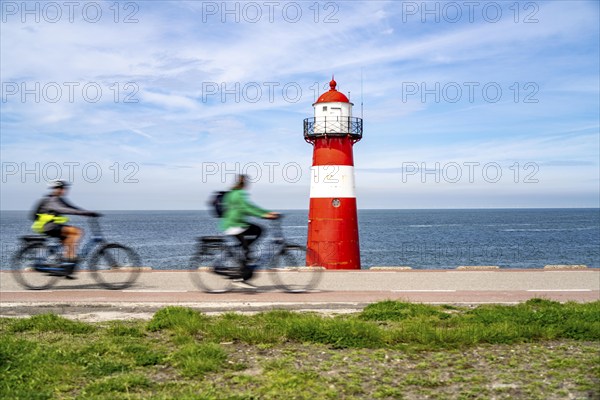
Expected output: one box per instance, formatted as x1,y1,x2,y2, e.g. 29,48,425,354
3,207,599,211
2,208,598,270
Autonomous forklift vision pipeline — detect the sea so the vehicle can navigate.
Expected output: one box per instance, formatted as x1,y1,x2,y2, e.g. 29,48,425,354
1,209,598,270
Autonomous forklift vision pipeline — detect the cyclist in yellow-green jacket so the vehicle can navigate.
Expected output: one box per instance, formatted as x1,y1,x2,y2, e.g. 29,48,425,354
31,180,100,268
219,175,278,284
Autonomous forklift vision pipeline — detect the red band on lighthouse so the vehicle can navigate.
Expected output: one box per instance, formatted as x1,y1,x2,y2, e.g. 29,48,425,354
304,77,362,270
312,137,355,166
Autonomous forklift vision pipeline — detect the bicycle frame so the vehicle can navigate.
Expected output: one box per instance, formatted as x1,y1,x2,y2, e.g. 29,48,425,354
190,216,322,293
257,219,286,269
198,219,287,270
15,216,142,291
78,218,106,260
33,218,105,272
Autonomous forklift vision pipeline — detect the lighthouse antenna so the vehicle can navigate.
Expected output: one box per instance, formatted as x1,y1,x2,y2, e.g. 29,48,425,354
360,68,364,119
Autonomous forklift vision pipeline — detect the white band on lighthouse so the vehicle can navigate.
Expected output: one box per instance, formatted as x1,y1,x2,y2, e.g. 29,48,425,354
310,165,356,198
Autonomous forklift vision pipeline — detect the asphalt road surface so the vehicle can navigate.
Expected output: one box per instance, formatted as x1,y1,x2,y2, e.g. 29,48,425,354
1,269,598,319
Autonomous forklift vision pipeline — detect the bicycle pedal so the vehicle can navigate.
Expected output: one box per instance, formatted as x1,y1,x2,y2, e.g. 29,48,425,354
213,267,239,278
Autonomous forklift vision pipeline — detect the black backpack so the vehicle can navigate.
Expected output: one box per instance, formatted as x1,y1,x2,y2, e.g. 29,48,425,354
30,197,47,221
209,191,228,218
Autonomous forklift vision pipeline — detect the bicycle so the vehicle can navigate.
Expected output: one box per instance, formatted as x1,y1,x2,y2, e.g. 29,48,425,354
11,217,142,290
189,217,324,293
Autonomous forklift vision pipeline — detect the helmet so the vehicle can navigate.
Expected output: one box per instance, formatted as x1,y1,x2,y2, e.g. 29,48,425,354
48,180,70,189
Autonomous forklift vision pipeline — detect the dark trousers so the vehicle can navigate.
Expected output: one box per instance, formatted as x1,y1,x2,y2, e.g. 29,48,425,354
234,223,262,260
234,224,262,279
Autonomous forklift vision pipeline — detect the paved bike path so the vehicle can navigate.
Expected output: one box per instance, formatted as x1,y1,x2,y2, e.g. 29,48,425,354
1,270,598,319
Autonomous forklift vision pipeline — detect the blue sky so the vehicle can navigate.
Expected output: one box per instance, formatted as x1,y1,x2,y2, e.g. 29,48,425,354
1,0,598,210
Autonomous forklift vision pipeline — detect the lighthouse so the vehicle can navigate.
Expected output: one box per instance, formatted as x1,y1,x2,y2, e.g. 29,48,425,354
304,77,362,270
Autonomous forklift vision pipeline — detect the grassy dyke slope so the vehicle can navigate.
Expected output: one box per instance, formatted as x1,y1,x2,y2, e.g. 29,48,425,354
1,299,599,399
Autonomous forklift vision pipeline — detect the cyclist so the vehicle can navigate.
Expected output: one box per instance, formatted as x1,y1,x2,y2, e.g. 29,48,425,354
31,180,100,276
219,174,278,288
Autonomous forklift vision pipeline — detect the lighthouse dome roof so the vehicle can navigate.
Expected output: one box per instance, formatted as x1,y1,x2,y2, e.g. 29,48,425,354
314,78,351,104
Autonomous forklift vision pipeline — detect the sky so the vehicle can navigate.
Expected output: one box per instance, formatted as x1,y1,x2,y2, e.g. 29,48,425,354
1,0,599,210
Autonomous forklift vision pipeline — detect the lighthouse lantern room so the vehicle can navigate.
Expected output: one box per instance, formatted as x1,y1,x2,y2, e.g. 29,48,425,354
304,77,362,270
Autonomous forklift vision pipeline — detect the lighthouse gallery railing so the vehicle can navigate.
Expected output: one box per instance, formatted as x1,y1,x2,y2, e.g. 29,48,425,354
303,117,363,143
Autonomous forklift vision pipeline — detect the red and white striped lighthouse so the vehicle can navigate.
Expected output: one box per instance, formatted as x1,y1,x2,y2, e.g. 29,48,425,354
304,77,363,270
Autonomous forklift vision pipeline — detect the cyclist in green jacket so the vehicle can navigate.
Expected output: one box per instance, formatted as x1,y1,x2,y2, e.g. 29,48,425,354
220,175,278,284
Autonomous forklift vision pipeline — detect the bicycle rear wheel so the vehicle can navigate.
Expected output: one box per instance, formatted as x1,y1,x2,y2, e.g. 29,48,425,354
89,243,142,290
12,243,60,290
271,245,324,293
189,248,241,293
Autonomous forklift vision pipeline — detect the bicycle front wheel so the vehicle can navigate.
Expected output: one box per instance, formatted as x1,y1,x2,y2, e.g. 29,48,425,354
189,249,240,293
89,243,142,290
271,245,324,293
11,243,60,290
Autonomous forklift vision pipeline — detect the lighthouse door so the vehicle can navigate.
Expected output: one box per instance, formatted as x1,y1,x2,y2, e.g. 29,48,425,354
329,107,343,134
329,107,342,118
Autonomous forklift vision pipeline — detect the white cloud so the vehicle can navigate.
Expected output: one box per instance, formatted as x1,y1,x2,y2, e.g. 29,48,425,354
1,0,598,209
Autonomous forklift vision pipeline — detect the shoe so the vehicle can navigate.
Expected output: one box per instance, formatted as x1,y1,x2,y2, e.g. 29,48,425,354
47,271,74,278
59,257,80,266
47,269,77,278
61,262,77,276
46,262,77,277
213,266,241,279
231,279,257,290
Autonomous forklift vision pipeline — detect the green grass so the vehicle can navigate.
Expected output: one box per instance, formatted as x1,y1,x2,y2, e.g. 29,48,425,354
142,300,600,349
6,313,96,334
172,342,228,377
1,300,599,399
